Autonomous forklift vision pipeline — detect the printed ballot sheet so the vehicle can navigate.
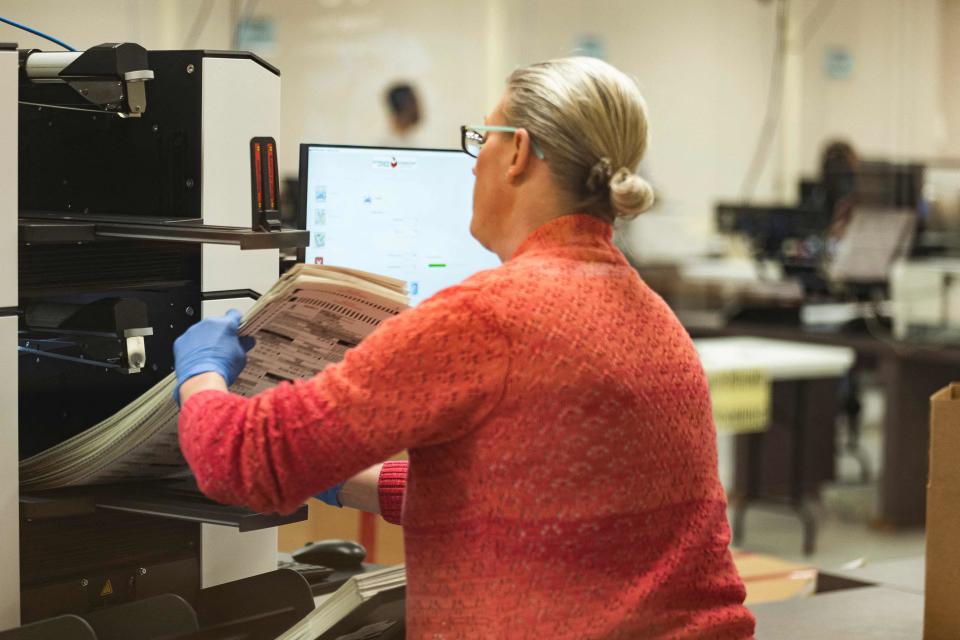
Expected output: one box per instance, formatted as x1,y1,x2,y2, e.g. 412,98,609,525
234,266,408,397
19,265,408,490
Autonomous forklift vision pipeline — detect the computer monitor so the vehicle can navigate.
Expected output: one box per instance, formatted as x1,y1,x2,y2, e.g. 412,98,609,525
298,144,500,305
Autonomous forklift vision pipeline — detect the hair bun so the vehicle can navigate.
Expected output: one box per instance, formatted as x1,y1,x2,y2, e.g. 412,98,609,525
609,169,655,218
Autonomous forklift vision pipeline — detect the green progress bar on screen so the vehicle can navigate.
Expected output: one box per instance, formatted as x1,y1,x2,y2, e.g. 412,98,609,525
427,263,447,268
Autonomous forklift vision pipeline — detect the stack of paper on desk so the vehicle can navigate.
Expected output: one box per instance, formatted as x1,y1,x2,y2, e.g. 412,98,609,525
19,265,409,490
278,565,406,640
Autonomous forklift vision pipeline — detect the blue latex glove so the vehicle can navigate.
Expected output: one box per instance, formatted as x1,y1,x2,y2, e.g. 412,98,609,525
314,483,345,507
173,309,255,404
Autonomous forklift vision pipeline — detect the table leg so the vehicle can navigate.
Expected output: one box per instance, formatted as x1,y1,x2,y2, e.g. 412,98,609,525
792,380,818,555
877,355,954,527
732,431,763,546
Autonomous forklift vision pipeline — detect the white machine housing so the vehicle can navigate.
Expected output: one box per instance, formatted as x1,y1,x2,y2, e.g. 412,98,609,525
197,54,281,589
2,51,287,629
0,44,20,631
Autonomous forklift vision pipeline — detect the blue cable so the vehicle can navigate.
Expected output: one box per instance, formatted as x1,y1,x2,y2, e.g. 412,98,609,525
0,16,75,51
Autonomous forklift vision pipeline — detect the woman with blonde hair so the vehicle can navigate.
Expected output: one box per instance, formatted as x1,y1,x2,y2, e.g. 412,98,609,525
174,57,754,638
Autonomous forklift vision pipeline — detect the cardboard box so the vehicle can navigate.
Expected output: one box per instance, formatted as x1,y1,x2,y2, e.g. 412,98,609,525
925,383,960,639
732,550,817,605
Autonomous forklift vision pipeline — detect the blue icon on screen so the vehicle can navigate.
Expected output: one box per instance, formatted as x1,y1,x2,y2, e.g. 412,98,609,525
410,282,419,296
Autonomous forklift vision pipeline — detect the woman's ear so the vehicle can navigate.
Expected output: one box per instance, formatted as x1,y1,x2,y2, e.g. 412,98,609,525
506,128,533,181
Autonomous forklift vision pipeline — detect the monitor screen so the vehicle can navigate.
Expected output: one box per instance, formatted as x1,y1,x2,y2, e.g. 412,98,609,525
299,144,500,305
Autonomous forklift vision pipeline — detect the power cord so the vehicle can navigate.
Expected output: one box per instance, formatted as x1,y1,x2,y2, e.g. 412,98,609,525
0,15,75,51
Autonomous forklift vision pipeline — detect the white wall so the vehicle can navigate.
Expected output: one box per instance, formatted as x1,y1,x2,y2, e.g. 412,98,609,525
0,1,160,50
941,0,960,157
491,0,780,259
263,0,487,176
798,0,945,173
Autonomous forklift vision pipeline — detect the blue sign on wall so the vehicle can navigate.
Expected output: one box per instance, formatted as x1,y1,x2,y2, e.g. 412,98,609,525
824,46,853,79
575,34,607,61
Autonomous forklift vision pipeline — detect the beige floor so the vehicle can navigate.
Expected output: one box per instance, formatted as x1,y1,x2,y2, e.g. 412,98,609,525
723,385,926,570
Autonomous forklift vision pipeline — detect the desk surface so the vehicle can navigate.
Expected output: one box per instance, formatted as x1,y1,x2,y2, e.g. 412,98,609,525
822,556,925,594
691,324,959,528
694,336,855,379
692,321,960,367
750,586,923,638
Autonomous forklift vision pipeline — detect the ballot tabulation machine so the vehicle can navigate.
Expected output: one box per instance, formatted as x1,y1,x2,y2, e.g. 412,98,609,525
0,42,316,636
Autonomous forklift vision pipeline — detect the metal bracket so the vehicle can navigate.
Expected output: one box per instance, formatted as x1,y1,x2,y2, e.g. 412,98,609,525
19,213,309,251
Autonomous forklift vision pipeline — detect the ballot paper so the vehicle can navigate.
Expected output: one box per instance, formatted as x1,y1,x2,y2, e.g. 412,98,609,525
277,564,406,640
19,264,408,490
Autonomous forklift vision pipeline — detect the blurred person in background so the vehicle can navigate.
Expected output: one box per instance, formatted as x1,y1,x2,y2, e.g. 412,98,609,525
380,81,424,148
820,139,859,240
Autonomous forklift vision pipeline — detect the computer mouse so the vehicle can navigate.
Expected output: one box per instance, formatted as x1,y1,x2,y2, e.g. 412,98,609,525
292,539,367,570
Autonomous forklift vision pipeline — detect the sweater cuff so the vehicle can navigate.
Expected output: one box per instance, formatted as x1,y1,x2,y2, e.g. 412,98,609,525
378,460,408,525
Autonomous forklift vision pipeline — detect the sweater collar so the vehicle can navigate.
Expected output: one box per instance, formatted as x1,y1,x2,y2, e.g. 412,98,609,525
509,214,614,261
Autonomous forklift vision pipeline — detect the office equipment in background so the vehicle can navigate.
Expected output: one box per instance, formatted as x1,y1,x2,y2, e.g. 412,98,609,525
856,161,924,211
827,209,917,284
695,337,855,555
715,203,833,295
916,162,960,258
697,162,960,533
923,164,960,232
716,160,933,303
298,145,500,306
715,203,831,267
890,258,960,343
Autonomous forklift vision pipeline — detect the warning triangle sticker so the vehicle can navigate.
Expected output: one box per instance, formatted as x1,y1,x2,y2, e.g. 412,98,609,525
100,579,114,597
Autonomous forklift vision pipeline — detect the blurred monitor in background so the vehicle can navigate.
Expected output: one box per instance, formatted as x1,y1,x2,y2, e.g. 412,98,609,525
923,164,960,232
855,160,924,212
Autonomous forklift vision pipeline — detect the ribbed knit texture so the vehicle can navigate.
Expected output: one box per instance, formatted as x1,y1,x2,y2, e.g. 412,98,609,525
378,460,408,525
180,213,754,639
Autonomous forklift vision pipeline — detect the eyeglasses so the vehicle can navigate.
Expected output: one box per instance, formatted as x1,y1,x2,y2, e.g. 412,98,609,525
460,124,545,160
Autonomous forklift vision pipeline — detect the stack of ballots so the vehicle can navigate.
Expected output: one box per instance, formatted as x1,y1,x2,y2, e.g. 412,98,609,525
19,265,409,490
277,564,406,640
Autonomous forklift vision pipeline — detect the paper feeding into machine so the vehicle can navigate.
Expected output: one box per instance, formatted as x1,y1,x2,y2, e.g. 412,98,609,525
18,264,409,491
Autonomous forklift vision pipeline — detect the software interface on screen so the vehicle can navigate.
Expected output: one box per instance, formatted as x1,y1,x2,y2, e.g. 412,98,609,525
302,145,500,305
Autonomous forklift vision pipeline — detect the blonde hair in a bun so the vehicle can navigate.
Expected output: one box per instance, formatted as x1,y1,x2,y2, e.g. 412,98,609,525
609,168,655,219
503,56,655,222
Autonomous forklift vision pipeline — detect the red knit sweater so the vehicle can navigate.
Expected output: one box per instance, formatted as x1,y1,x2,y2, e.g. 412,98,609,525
180,214,754,639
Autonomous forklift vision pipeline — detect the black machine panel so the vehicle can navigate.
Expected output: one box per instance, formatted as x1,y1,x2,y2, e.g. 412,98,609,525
18,241,201,459
20,509,201,623
19,51,204,220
